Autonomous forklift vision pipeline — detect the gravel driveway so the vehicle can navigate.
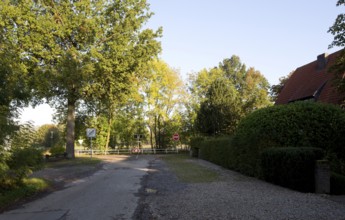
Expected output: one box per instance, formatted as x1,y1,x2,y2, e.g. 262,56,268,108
134,156,345,220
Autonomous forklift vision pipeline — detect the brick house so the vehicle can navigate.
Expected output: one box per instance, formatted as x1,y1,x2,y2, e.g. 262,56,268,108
275,50,345,105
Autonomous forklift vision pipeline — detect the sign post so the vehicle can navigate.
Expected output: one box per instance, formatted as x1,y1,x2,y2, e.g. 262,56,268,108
134,134,142,149
172,133,180,151
86,128,96,158
172,133,179,141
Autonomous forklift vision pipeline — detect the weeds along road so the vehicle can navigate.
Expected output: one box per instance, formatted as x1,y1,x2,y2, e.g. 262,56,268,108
0,155,154,220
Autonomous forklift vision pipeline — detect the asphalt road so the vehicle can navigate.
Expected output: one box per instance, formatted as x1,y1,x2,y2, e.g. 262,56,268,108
0,155,153,220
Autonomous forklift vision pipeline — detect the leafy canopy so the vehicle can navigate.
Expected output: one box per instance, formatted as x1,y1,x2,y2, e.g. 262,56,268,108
328,0,345,93
191,55,272,136
0,0,162,157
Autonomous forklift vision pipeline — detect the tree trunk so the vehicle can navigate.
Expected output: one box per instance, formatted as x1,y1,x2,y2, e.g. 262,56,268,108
149,126,153,149
105,116,112,154
66,98,76,158
154,115,158,148
157,115,161,149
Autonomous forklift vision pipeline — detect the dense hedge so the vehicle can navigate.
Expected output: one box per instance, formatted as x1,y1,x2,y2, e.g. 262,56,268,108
1,148,43,191
192,136,233,169
260,147,323,192
232,102,345,176
191,136,251,173
331,173,345,195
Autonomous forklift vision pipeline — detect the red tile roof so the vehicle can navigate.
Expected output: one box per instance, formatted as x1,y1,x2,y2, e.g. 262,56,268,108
275,50,345,105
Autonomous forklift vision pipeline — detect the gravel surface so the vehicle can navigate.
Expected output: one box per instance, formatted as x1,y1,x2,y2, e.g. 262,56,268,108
134,156,345,220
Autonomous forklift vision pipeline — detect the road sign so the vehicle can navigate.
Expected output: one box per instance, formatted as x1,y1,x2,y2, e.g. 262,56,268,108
172,133,179,141
134,134,143,139
86,128,96,138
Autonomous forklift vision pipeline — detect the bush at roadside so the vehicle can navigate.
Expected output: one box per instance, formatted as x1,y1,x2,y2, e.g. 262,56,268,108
0,148,44,191
232,102,345,177
49,146,66,156
260,147,324,192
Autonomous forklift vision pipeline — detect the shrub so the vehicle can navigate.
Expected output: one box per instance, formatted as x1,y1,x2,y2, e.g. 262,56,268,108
232,102,345,176
260,147,323,192
1,147,44,191
0,158,10,191
49,146,66,156
190,136,204,157
331,173,345,195
8,148,44,171
7,148,44,185
196,136,235,169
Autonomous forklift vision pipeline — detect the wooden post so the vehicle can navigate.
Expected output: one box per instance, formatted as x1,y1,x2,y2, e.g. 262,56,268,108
315,160,330,194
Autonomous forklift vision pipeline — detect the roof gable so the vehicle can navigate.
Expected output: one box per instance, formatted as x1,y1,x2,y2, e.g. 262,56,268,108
275,50,345,105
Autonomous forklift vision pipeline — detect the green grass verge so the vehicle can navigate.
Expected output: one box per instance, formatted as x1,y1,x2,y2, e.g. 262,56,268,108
45,155,102,168
0,178,49,211
0,156,102,211
162,154,219,183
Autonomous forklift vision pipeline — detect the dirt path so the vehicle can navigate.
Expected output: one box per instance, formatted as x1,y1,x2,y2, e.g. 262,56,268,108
134,156,345,220
1,155,154,220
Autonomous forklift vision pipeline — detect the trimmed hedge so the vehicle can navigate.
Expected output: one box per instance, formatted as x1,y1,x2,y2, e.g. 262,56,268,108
260,147,323,192
191,102,345,194
191,136,234,169
49,146,66,156
232,102,345,176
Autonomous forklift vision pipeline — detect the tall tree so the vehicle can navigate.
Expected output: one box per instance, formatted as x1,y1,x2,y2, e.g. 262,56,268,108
328,0,345,92
35,124,63,148
195,78,241,135
270,71,293,102
0,16,31,145
328,0,345,49
143,60,186,148
0,0,161,157
191,55,272,136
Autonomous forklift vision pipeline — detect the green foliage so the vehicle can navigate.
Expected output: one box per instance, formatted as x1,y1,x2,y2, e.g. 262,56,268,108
142,60,187,148
328,1,345,94
9,148,43,180
0,0,162,157
195,78,241,135
191,55,272,136
0,106,20,146
35,124,63,148
331,172,345,195
0,178,48,211
49,146,66,156
192,136,237,170
0,123,44,190
0,151,10,191
260,147,323,192
0,26,31,146
1,148,44,191
328,0,345,48
232,102,345,176
270,71,293,101
45,156,101,168
8,122,37,149
8,148,44,171
111,103,147,148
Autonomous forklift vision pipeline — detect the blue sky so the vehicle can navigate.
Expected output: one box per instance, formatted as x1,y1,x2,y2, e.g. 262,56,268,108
146,0,343,85
20,0,343,126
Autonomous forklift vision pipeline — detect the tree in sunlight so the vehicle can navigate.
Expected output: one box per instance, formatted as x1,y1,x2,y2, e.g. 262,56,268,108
0,0,161,158
190,55,272,136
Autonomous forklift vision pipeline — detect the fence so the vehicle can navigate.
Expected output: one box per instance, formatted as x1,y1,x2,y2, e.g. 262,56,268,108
75,148,188,155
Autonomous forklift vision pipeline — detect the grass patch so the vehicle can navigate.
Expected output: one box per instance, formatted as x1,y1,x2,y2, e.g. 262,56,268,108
45,155,102,168
0,178,49,212
162,154,219,183
0,156,102,212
